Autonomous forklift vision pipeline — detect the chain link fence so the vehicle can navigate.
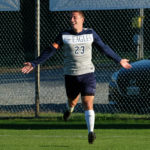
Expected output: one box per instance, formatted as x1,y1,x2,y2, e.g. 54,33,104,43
0,0,150,117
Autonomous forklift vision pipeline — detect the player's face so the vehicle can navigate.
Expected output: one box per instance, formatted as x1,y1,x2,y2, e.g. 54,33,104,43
70,12,84,31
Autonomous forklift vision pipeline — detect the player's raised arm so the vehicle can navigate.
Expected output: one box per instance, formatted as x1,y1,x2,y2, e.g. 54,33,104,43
92,29,132,69
21,43,59,74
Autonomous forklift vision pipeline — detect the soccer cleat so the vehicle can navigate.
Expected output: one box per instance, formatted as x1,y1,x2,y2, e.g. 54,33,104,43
88,132,96,144
63,110,71,121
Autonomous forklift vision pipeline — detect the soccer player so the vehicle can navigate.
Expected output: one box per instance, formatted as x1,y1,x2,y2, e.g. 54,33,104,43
21,11,132,144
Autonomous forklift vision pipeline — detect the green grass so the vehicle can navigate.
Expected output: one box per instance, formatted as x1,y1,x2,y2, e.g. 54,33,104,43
0,113,150,150
0,113,150,129
0,128,150,150
0,112,149,119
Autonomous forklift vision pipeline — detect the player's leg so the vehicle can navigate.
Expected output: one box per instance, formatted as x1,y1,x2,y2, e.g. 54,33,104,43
82,95,96,144
63,95,80,121
63,75,80,121
80,72,96,144
82,95,95,132
67,94,80,112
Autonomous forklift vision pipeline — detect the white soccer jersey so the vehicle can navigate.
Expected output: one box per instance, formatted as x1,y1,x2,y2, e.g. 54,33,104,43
31,28,121,75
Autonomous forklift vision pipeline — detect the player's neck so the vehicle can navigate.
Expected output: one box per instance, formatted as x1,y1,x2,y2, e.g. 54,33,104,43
73,27,83,33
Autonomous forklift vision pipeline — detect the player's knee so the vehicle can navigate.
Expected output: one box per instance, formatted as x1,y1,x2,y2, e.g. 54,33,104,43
83,102,93,110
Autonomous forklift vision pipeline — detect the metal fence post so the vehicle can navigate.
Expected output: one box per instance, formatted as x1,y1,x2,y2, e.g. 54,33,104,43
137,8,144,60
35,0,40,118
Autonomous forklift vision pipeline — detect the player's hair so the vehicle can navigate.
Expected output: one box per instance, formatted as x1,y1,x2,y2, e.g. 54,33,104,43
71,11,85,18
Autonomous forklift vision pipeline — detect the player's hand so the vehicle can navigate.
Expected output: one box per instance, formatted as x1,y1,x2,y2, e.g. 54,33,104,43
120,59,132,69
21,62,34,74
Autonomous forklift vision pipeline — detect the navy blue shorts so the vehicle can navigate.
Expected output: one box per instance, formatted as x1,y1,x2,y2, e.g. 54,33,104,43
65,72,96,99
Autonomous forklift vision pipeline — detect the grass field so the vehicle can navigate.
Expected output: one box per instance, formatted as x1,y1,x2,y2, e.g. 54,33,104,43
0,113,150,150
0,129,150,150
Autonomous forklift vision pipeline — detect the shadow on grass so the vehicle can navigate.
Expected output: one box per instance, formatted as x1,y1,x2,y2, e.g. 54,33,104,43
0,123,150,130
0,118,150,130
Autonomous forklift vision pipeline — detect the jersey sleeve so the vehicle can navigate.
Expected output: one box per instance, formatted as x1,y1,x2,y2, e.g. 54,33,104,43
30,32,63,67
30,45,57,67
92,29,122,63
